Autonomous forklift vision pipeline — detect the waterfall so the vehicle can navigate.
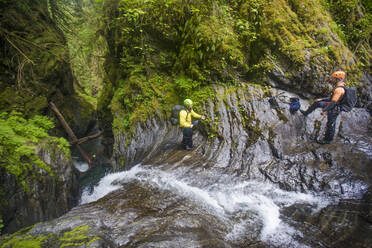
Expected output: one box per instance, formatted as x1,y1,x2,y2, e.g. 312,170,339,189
81,164,332,246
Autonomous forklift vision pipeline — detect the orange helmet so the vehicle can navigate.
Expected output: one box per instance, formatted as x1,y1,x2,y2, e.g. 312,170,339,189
331,71,346,80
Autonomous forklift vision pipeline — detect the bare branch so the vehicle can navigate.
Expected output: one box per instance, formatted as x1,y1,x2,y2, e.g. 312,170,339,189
4,35,34,65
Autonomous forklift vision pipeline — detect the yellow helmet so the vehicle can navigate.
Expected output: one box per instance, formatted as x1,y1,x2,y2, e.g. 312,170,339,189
184,99,193,107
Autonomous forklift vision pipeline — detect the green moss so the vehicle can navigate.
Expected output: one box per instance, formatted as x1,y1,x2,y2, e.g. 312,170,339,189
0,224,101,248
274,108,289,123
262,85,272,98
110,73,178,134
99,0,369,139
77,91,98,110
0,225,44,248
59,225,101,248
324,0,372,74
1,235,48,248
100,0,247,133
0,87,49,119
76,94,96,123
268,126,277,142
114,153,127,169
191,86,216,112
0,218,3,235
97,80,114,128
314,119,322,139
202,115,221,139
24,96,48,115
238,104,263,146
63,0,107,105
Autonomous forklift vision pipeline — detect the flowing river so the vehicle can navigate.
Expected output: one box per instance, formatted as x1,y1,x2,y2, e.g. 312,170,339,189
62,105,372,248
79,161,343,247
65,106,372,248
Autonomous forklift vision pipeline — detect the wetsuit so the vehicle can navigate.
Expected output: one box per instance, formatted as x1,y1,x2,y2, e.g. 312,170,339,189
302,83,345,142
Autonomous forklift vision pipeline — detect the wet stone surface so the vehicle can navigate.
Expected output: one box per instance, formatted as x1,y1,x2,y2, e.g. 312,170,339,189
3,85,371,247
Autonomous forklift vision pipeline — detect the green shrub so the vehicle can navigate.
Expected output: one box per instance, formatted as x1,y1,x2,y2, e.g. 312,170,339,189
174,76,201,97
0,111,70,191
99,0,370,133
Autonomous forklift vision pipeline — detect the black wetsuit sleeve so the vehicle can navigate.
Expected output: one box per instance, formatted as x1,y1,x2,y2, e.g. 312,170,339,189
323,101,337,112
321,97,331,101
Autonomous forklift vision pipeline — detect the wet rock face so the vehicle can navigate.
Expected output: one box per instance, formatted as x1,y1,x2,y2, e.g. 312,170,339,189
112,117,180,171
106,84,372,246
4,85,371,247
113,84,372,199
0,144,79,234
117,84,371,181
5,146,371,247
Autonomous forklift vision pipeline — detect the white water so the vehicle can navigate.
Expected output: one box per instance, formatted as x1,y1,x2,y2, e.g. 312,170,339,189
80,166,142,203
80,165,330,246
72,157,89,172
356,140,372,159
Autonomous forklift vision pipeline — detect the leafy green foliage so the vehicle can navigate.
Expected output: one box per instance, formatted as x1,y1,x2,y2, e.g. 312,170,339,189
110,72,178,133
0,111,69,191
0,0,90,131
56,0,107,107
324,0,372,71
174,76,201,97
98,0,370,135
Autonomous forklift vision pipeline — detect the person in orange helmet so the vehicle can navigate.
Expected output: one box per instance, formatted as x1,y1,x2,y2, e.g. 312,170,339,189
300,71,346,144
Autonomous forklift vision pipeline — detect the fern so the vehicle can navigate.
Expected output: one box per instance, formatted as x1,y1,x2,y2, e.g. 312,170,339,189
0,111,69,191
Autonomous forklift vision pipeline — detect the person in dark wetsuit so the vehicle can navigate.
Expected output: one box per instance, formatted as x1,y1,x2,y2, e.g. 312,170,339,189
300,71,346,144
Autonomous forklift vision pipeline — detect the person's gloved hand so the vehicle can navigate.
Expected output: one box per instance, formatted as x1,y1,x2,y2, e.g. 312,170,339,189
190,124,194,128
201,115,206,120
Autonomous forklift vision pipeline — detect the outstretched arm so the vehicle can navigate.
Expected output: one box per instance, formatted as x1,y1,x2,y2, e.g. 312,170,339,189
190,110,203,119
322,87,345,112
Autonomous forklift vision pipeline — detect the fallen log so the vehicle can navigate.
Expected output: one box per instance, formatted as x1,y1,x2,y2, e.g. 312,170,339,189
70,131,102,145
49,102,93,166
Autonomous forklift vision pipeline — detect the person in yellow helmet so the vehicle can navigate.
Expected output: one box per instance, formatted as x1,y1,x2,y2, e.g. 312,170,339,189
300,71,346,144
180,99,205,150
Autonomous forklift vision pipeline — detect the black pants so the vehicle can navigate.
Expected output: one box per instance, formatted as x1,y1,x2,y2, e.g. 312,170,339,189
303,100,340,142
182,128,193,148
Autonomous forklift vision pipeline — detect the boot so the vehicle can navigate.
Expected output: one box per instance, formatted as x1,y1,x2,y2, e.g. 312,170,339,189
185,145,193,150
300,109,308,116
316,139,331,145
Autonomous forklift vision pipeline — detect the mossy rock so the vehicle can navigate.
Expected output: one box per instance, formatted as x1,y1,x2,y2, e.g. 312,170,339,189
0,224,101,248
24,96,48,116
99,0,370,135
